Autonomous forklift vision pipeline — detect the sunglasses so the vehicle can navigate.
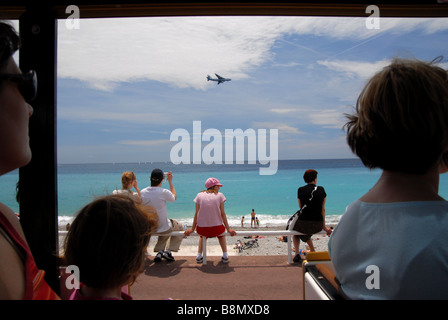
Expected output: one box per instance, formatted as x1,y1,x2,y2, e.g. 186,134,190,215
0,70,37,102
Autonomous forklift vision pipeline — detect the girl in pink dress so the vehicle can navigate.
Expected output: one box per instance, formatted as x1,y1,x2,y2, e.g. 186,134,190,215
185,178,236,263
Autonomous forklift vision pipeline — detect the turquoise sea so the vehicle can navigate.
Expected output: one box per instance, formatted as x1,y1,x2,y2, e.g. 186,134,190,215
3,158,448,228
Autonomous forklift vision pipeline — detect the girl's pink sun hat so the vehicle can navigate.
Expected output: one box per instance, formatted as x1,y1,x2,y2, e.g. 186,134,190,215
205,177,223,189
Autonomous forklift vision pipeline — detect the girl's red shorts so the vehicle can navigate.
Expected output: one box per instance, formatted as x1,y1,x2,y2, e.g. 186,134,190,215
196,225,225,238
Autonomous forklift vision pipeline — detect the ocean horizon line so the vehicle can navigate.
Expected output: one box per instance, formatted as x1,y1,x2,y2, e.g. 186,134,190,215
56,157,361,166
54,158,366,176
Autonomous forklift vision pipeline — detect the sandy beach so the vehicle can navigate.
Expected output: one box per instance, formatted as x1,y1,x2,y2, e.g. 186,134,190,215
146,225,334,258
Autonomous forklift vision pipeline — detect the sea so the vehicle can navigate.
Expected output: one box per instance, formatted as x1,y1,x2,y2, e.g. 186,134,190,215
3,158,448,229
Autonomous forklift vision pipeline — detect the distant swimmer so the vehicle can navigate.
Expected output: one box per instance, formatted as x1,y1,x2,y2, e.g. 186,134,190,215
250,209,256,228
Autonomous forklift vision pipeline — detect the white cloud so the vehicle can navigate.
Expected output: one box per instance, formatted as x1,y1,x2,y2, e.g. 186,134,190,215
118,139,168,146
271,61,303,68
309,108,348,129
317,57,448,88
252,121,301,135
439,62,448,70
279,134,352,159
269,108,297,114
58,17,281,91
317,59,390,79
57,16,448,91
58,107,170,124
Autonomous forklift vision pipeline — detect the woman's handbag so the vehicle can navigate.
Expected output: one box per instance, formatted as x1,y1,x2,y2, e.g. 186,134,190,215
286,209,301,231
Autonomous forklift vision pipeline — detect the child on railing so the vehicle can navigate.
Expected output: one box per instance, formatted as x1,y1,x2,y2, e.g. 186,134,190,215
184,177,236,263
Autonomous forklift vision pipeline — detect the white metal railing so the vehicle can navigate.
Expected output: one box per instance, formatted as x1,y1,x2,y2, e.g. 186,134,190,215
60,230,326,265
164,230,326,265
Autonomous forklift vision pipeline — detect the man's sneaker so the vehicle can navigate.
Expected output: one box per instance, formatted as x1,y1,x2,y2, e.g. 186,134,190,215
154,250,163,263
196,256,203,264
293,254,302,263
163,250,175,262
221,256,229,264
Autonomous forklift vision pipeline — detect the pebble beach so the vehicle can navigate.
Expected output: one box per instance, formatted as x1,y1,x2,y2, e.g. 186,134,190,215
146,225,335,258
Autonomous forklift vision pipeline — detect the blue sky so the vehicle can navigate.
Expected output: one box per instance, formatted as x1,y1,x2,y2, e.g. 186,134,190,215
52,16,448,164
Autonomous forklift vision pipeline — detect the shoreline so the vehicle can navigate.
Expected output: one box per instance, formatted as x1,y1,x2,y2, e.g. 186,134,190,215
57,214,342,233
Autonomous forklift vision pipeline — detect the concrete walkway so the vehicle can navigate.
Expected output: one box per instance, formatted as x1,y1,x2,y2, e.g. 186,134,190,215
131,255,304,300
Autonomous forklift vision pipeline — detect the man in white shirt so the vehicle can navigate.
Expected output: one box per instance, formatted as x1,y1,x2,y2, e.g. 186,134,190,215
141,169,183,262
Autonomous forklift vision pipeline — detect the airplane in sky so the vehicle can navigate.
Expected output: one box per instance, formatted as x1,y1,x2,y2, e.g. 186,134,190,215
206,73,231,85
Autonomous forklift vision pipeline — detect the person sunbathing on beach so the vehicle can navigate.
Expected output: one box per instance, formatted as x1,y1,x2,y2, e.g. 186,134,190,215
276,236,288,242
63,195,157,300
329,57,448,299
184,177,236,264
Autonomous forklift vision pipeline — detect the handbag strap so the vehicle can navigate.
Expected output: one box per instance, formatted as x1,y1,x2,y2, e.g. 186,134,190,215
298,186,318,216
307,186,318,202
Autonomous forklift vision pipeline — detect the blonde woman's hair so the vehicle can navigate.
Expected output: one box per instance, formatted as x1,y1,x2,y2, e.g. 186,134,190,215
121,171,136,189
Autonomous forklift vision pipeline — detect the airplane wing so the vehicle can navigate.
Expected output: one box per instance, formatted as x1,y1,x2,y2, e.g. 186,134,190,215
215,73,224,79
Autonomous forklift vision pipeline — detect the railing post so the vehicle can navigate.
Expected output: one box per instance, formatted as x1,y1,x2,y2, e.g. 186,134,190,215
202,236,207,265
287,235,292,264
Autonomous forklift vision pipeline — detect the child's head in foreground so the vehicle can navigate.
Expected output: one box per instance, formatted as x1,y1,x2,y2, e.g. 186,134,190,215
64,194,158,290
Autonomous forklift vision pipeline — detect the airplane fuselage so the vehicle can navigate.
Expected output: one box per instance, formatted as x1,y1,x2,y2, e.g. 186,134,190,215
207,73,231,84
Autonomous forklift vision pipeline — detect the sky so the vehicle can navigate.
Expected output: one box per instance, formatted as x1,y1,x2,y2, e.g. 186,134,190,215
40,15,448,164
